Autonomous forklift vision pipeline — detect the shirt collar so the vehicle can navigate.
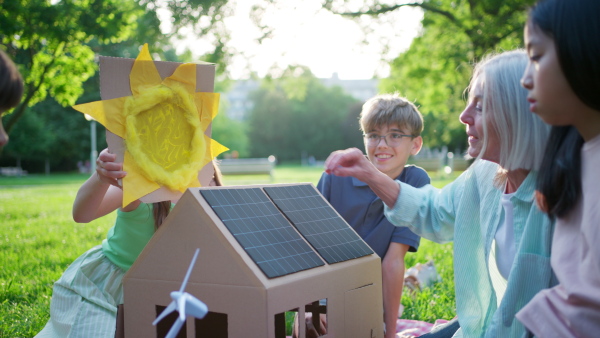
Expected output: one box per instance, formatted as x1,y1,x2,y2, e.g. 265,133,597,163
512,171,537,203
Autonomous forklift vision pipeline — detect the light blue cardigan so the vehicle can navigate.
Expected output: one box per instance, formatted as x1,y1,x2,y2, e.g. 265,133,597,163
385,160,555,338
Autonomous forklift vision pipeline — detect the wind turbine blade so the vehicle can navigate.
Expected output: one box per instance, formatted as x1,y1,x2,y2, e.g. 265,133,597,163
165,318,185,338
153,301,177,325
180,248,200,293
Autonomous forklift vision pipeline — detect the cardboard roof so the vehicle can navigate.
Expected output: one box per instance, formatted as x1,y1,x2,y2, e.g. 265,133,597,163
127,183,377,286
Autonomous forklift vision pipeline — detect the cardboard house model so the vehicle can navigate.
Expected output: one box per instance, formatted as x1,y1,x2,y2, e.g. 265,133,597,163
122,183,384,338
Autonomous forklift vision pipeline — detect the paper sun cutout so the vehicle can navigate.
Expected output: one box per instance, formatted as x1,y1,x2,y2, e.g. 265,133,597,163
73,44,228,207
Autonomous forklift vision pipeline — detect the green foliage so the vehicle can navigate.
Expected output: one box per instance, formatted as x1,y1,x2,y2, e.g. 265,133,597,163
0,53,108,172
1,0,141,135
329,0,535,152
0,0,234,162
212,107,250,158
159,0,229,36
381,15,472,151
247,66,360,162
0,98,108,172
340,102,366,150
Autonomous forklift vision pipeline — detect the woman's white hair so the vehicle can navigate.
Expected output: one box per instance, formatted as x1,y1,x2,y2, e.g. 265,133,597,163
469,50,550,171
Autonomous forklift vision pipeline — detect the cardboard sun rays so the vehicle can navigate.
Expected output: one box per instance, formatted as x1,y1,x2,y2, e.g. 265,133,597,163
74,44,228,206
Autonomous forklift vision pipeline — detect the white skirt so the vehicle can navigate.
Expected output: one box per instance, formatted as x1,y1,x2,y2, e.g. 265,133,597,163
35,245,125,338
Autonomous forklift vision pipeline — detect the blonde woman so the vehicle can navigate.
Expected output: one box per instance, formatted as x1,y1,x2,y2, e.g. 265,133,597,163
325,50,553,337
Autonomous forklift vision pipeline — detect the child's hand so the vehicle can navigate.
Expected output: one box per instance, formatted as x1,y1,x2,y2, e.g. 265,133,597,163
95,148,126,187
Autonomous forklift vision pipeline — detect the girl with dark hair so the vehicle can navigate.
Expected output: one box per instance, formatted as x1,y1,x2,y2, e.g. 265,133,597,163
36,149,223,337
516,0,600,336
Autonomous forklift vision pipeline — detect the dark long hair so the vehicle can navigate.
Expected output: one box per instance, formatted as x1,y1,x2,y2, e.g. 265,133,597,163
0,50,23,111
537,126,583,218
530,0,600,218
152,200,172,229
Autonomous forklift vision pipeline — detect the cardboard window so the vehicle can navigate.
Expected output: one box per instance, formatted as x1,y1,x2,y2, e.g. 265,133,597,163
155,305,187,338
194,311,228,338
275,308,299,338
114,304,124,338
304,300,327,337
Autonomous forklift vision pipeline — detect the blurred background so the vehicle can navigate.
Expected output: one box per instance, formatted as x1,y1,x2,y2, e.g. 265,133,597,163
0,0,535,174
1,2,537,335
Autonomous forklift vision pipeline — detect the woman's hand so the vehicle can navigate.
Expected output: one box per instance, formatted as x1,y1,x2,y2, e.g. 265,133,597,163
325,147,401,208
324,148,378,184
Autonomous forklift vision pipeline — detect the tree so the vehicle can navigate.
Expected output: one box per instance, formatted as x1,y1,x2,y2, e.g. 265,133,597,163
381,15,472,150
211,107,250,158
341,102,367,151
325,0,534,60
0,0,140,140
0,0,232,154
247,66,359,162
0,97,102,172
324,0,535,151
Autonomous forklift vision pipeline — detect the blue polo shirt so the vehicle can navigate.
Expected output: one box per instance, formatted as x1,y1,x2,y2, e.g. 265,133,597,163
317,165,430,258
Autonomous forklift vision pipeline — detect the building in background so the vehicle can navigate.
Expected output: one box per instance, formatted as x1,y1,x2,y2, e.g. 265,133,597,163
223,79,260,121
223,73,379,121
320,72,379,103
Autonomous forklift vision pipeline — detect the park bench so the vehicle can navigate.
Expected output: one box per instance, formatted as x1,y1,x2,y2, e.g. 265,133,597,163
408,157,470,172
218,157,276,180
0,167,28,176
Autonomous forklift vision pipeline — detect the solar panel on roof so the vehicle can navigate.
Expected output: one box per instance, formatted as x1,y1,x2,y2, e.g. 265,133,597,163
263,184,374,264
200,188,324,278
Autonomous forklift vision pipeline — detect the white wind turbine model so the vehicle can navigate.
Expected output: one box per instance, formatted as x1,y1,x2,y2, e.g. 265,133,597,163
153,248,208,338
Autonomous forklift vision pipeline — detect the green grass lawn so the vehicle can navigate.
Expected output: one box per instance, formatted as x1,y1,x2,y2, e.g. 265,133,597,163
0,166,458,337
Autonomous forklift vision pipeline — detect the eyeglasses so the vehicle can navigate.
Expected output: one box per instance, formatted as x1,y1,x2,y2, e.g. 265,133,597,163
363,132,414,147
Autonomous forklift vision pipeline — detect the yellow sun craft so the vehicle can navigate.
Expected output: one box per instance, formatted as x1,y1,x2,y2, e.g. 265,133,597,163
73,44,228,207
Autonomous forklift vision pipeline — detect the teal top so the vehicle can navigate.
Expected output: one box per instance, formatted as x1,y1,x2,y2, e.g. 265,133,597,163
385,160,555,338
101,203,157,271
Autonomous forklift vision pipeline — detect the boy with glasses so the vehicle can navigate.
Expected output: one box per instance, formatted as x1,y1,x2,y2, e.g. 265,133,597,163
317,93,429,338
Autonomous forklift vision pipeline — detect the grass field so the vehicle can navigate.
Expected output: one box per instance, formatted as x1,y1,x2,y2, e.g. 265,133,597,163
0,165,458,337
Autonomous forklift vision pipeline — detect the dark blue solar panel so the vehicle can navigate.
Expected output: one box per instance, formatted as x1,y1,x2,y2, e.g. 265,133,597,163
263,184,374,264
200,188,324,278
